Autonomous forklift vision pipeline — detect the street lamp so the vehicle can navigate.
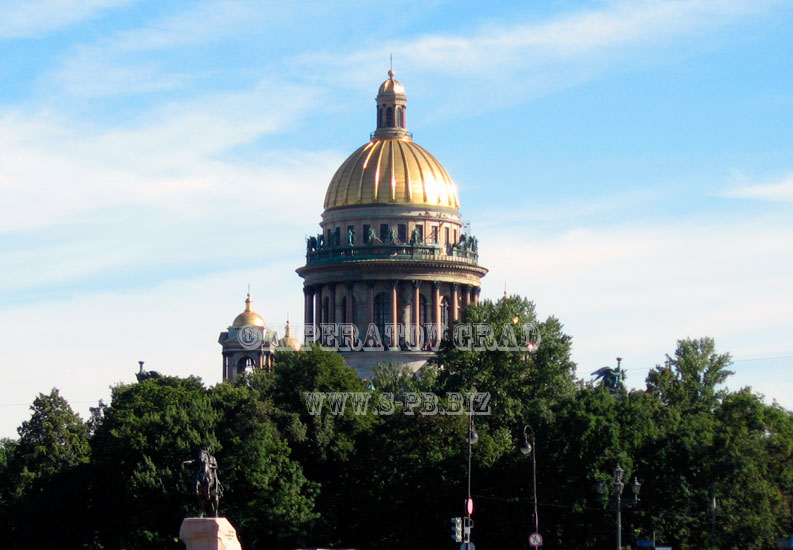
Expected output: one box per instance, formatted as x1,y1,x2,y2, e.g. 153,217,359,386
463,413,478,547
520,425,540,542
597,465,642,550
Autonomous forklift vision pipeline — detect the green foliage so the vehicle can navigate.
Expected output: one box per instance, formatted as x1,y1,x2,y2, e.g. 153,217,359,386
0,389,92,549
90,376,218,549
434,295,577,431
646,337,733,411
2,307,792,550
211,382,318,549
15,388,91,484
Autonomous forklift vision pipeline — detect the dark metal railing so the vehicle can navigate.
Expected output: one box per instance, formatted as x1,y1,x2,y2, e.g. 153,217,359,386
305,242,479,266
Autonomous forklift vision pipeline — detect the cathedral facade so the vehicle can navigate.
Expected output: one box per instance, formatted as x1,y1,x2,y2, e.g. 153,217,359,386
222,71,487,379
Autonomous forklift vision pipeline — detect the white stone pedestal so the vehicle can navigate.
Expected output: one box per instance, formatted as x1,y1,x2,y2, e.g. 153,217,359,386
179,517,242,550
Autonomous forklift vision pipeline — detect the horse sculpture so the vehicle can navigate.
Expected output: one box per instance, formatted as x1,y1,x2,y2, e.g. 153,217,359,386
591,366,626,392
188,448,223,518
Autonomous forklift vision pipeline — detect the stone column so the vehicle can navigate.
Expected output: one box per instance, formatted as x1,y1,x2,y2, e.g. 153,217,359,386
315,286,322,325
303,287,314,343
367,282,375,326
304,287,314,325
432,282,440,325
412,280,421,347
432,281,441,345
473,287,480,306
451,283,460,323
328,284,336,324
463,284,471,308
346,282,354,323
390,280,399,348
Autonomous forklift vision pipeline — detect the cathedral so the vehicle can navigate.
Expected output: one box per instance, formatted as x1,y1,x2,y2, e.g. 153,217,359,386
220,70,487,380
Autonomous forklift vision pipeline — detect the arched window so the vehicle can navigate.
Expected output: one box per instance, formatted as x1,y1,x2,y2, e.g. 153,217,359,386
237,356,255,377
396,107,403,128
322,297,329,325
373,292,391,343
378,106,384,128
386,107,394,127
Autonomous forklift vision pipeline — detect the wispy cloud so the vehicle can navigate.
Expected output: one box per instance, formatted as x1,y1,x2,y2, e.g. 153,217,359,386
723,173,793,203
480,212,793,378
0,0,136,39
294,0,778,118
42,1,274,97
0,77,325,232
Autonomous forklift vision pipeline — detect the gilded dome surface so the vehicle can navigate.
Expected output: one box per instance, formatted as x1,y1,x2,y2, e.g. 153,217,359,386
232,293,265,327
378,76,405,95
323,137,460,210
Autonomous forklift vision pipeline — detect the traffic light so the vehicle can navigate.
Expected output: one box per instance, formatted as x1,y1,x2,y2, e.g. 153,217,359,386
450,517,462,542
463,517,473,543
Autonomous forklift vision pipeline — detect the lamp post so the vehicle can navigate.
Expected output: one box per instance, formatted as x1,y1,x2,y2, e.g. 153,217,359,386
520,425,539,538
463,412,478,547
596,465,641,550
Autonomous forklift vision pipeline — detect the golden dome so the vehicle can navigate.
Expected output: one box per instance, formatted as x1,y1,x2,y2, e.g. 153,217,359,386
232,293,265,327
378,69,405,95
279,319,302,351
323,137,460,210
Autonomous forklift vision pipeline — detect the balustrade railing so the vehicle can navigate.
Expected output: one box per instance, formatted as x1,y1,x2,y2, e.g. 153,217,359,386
305,242,479,265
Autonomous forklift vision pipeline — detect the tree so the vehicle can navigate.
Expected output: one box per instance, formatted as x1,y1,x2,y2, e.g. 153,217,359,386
15,388,90,485
267,346,372,546
434,295,577,432
90,376,219,549
1,389,92,549
210,381,319,549
646,337,733,412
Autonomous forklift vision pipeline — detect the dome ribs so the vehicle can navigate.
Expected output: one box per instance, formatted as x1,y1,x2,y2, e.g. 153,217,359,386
359,141,379,205
323,139,459,210
372,139,384,202
389,140,397,202
399,141,413,203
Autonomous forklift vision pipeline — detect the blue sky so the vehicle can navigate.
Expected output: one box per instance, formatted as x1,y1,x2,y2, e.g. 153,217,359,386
1,0,792,438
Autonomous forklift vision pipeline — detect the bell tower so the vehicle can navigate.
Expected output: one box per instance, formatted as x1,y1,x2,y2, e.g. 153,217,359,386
218,293,273,381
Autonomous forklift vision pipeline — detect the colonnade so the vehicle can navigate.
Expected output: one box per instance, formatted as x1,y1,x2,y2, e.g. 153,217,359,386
302,280,480,346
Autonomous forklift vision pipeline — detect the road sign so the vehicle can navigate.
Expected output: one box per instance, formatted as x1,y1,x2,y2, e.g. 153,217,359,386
637,540,654,547
529,532,543,547
460,543,475,550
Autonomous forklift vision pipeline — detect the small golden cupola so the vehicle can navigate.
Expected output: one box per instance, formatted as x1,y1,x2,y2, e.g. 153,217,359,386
279,318,302,351
232,293,265,328
374,69,409,139
323,70,460,210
